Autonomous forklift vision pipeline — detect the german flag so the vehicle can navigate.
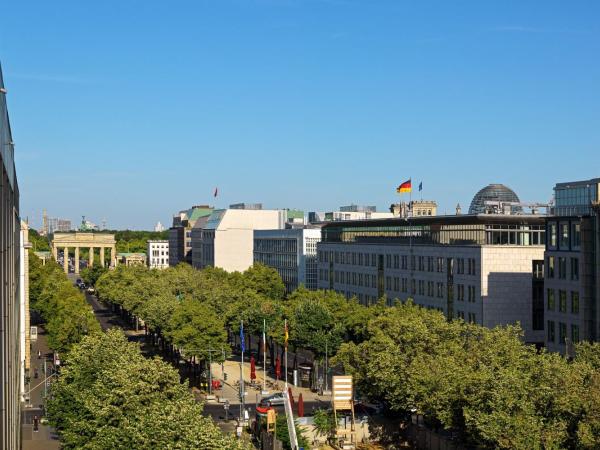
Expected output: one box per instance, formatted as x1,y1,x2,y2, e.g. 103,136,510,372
396,179,412,193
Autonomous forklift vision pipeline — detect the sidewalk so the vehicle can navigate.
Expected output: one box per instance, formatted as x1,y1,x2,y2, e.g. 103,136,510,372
207,357,331,410
21,326,60,450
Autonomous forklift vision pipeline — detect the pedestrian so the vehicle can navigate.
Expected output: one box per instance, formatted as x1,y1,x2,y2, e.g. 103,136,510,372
37,350,41,359
33,416,39,432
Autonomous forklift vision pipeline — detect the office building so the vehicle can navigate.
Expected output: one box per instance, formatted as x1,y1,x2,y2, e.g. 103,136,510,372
169,205,213,266
544,178,600,354
317,186,547,344
0,62,22,449
254,226,322,292
147,240,169,269
192,207,286,272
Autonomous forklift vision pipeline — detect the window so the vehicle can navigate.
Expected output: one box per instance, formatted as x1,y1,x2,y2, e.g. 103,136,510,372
436,257,444,272
560,223,569,249
456,310,465,319
437,282,444,298
401,255,408,270
411,255,416,271
418,280,425,295
547,289,555,311
559,290,567,313
571,291,579,314
572,223,581,248
457,258,464,274
371,254,376,266
402,277,408,293
547,320,555,342
393,255,400,269
457,284,464,301
549,222,557,247
427,256,434,272
385,254,391,268
468,258,476,275
358,273,363,286
386,276,391,290
358,253,363,266
558,257,567,279
571,324,580,343
467,312,476,323
394,277,399,291
571,258,579,281
547,256,555,278
418,256,424,271
559,322,567,344
371,274,376,287
427,281,434,297
411,279,416,295
468,286,476,302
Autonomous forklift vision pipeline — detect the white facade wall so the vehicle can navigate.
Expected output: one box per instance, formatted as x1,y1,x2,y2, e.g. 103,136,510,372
147,240,169,269
196,209,286,272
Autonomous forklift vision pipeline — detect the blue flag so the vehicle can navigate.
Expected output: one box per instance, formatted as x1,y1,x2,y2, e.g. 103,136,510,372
240,321,245,353
419,181,423,192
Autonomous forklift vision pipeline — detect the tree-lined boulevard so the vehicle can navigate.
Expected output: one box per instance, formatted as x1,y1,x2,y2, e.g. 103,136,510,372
28,252,600,449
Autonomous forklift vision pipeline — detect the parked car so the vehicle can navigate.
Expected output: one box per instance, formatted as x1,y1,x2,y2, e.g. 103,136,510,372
259,392,286,407
87,287,95,294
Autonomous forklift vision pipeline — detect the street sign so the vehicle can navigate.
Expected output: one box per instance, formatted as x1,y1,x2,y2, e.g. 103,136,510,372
332,375,353,410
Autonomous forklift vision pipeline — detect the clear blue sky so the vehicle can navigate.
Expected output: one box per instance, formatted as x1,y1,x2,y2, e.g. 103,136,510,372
2,0,599,230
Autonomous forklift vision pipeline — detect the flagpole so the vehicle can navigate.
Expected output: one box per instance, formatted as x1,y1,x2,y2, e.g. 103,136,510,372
263,319,267,394
284,319,288,390
240,320,245,423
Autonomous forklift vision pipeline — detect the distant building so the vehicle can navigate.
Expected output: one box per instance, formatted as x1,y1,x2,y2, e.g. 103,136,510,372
390,200,437,218
169,205,214,266
147,240,169,269
192,207,287,272
544,178,600,354
48,217,72,233
117,252,147,267
309,206,394,223
154,221,165,232
254,226,322,292
230,203,263,210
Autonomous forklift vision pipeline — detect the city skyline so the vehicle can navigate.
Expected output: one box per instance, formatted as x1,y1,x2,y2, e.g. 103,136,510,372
2,0,599,229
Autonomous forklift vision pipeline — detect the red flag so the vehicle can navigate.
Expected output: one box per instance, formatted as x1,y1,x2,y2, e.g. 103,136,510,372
288,387,295,409
275,356,281,380
213,187,218,197
298,393,304,417
250,356,256,381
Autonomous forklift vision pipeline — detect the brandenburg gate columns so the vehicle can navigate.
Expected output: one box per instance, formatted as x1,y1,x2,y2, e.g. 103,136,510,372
74,247,80,274
51,232,116,274
112,245,117,268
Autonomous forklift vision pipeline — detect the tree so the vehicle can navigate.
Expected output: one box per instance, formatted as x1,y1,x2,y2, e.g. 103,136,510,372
47,330,247,449
242,263,286,300
80,265,108,286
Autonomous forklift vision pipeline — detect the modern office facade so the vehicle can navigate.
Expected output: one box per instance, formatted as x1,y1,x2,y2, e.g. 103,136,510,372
147,240,169,269
192,208,286,272
254,227,322,292
317,214,547,344
544,178,600,354
0,62,22,450
168,205,213,266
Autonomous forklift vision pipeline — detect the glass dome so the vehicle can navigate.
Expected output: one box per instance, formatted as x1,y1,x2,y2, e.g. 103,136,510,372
469,184,521,214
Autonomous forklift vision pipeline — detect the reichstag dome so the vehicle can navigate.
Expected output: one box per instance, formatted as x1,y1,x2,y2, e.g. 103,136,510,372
469,184,521,214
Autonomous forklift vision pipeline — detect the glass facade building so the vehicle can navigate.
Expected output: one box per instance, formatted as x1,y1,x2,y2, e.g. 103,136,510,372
554,178,600,216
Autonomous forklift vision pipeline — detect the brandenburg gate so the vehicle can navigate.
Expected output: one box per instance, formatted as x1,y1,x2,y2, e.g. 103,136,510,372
51,232,117,274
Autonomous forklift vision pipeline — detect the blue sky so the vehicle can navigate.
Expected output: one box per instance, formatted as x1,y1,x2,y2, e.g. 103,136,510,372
2,0,599,229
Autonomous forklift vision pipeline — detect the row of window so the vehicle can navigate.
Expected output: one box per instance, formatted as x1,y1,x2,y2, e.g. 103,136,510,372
547,289,579,314
547,321,579,344
548,221,581,250
547,256,579,280
318,251,478,276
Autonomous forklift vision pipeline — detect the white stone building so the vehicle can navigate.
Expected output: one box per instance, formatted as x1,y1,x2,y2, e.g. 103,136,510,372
317,214,547,345
147,240,169,269
254,227,322,293
191,207,287,272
